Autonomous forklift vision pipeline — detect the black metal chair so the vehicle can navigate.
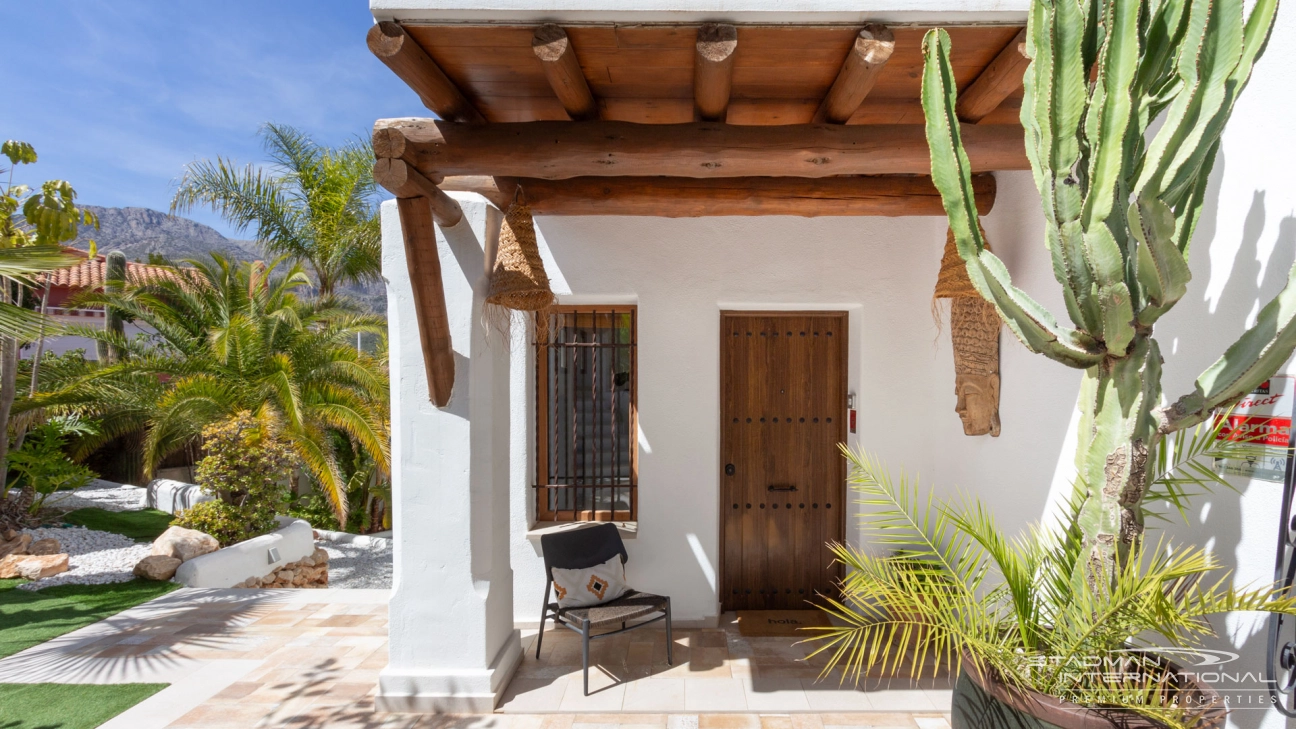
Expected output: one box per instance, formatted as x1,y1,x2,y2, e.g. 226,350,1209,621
536,523,672,695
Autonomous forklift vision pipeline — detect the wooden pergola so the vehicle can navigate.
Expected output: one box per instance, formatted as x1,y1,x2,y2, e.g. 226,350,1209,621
367,19,1030,404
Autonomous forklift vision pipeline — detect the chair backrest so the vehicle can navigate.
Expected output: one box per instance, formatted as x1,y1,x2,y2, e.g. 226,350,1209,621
539,523,627,581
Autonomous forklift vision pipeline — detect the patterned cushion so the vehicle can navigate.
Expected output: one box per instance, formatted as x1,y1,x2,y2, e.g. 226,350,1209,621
551,555,629,608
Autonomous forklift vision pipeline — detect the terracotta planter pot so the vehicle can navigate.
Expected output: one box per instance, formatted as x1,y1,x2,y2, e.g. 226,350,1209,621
951,656,1226,729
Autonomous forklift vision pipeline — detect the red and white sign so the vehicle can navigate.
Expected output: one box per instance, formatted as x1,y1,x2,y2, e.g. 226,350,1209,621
1214,375,1295,481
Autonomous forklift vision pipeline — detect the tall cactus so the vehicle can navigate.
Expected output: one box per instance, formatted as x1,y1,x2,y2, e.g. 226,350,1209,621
98,250,126,364
921,0,1285,581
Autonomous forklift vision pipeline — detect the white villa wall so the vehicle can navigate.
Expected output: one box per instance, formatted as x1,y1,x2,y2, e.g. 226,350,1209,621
380,3,1296,725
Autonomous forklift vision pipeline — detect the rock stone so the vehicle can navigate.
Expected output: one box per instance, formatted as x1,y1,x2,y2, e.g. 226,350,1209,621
150,526,219,562
0,533,32,558
311,547,329,564
133,555,182,581
3,553,70,580
28,538,60,556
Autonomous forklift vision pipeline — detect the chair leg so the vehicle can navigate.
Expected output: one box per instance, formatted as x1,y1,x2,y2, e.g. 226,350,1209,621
536,610,547,659
582,620,592,696
665,597,674,666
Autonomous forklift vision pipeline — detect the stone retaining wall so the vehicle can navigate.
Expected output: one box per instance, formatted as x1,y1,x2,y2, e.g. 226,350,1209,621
231,547,330,589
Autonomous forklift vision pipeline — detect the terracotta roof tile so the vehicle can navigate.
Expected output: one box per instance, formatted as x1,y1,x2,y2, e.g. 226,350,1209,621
41,251,181,290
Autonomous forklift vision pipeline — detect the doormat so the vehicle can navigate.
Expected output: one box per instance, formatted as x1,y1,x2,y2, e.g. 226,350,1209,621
736,610,832,637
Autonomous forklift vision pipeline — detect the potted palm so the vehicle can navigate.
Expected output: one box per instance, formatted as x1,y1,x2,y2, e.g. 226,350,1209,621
808,432,1295,729
805,0,1296,723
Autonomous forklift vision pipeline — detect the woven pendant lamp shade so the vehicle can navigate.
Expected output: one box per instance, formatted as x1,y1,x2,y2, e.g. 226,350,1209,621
485,201,557,331
933,226,992,300
934,225,1001,437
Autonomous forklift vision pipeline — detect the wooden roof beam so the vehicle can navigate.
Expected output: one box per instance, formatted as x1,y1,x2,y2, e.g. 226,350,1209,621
532,24,599,121
372,118,1029,179
694,24,738,122
956,29,1029,124
813,25,896,125
368,22,485,124
440,174,997,218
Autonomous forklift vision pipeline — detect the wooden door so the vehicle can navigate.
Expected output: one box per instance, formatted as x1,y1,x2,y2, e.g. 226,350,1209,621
720,312,847,611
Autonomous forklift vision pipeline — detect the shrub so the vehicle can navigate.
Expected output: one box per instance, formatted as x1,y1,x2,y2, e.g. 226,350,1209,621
285,492,341,532
171,500,253,547
173,413,296,546
7,415,98,513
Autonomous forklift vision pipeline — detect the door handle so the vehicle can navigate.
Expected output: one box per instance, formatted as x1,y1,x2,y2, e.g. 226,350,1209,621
767,484,798,492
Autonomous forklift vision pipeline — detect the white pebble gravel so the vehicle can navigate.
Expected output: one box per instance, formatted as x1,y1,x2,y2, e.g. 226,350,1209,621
15,527,151,591
43,480,145,513
321,541,392,589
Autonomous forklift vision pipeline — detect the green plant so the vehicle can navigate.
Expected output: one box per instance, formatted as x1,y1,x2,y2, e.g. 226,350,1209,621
172,412,296,545
62,507,175,542
286,491,341,532
0,577,178,659
173,500,261,547
26,254,390,522
96,250,126,364
920,0,1286,582
171,123,381,297
0,139,87,479
807,446,1296,729
6,415,97,512
0,683,168,729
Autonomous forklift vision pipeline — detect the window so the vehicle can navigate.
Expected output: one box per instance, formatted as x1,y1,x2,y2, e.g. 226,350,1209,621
535,306,637,522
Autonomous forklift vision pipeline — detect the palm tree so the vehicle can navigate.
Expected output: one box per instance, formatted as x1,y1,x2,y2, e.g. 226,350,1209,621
26,254,389,522
171,124,381,298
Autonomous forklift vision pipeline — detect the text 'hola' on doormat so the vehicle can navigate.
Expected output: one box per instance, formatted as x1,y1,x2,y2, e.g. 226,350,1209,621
735,610,832,637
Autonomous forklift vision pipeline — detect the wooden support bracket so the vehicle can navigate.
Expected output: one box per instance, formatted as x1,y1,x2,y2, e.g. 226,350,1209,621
814,25,896,125
367,21,486,124
956,29,1029,124
396,196,456,407
374,158,464,227
694,24,738,122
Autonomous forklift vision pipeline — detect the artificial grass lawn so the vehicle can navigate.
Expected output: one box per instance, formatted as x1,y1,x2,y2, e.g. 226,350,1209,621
60,507,175,542
0,578,179,659
0,682,168,728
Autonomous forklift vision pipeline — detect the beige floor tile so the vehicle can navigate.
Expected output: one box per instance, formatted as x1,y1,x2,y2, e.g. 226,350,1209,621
697,715,759,729
817,714,917,728
559,679,628,712
622,678,685,712
758,717,794,729
912,718,950,729
499,678,572,712
856,690,936,712
799,683,874,712
741,677,811,712
683,679,747,712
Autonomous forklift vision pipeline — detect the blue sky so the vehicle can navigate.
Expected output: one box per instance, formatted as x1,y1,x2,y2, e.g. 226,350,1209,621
0,1,418,238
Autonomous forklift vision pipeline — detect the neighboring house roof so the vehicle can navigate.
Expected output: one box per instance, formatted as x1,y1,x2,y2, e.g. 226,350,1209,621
40,250,178,290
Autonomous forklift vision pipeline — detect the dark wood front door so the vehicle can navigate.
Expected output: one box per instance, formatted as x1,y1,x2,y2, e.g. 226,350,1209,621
720,312,847,611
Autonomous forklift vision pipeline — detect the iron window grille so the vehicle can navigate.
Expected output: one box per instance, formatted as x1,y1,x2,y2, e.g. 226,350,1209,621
534,306,637,522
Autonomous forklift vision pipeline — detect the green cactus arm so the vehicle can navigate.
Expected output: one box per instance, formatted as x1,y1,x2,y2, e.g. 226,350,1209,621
1131,196,1191,326
923,28,1106,370
1161,260,1296,433
1021,0,1103,334
1135,0,1276,212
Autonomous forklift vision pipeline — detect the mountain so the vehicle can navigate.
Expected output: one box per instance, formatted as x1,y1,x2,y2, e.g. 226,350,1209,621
72,206,386,313
74,206,262,262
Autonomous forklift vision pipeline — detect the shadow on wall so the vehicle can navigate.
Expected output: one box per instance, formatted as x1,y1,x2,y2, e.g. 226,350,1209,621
1130,149,1296,729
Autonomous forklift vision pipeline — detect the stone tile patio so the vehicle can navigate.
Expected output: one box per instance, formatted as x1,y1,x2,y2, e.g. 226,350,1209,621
0,588,952,728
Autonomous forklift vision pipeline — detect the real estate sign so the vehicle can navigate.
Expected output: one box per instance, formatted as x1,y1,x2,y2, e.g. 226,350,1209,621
1214,374,1295,482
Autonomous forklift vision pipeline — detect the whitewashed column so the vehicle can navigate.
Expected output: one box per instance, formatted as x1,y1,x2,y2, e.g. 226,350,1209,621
378,197,521,712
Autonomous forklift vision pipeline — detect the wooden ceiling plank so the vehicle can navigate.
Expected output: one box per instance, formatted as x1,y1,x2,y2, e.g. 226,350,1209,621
439,174,996,217
956,29,1030,123
813,25,896,124
367,22,486,124
373,118,1029,178
694,24,738,122
395,196,457,407
532,24,600,121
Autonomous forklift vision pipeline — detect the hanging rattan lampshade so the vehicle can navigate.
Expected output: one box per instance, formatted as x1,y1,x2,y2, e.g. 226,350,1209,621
486,200,557,317
933,225,1001,437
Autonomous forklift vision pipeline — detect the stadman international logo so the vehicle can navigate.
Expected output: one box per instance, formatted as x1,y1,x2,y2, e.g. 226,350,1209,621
1017,647,1282,711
